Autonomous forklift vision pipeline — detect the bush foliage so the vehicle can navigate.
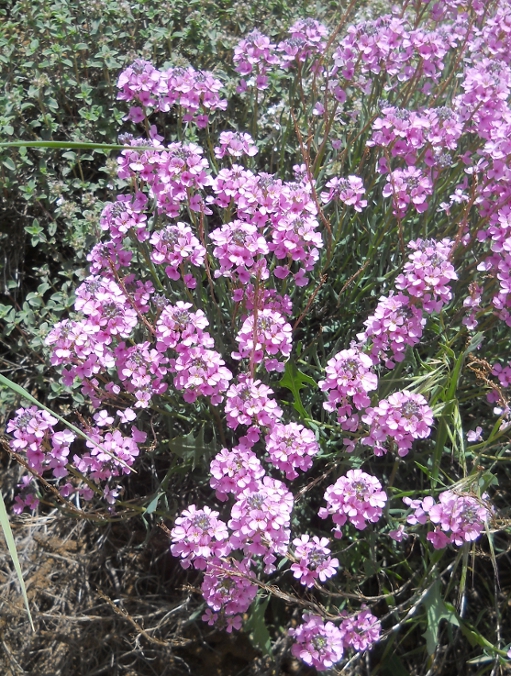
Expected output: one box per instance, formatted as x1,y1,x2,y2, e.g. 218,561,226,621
2,0,511,675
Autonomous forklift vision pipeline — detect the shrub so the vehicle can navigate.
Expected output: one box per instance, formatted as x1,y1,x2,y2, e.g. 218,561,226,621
4,0,511,673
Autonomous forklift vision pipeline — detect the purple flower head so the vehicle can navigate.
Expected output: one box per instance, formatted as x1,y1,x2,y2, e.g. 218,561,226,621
340,608,381,651
291,534,339,587
382,167,434,218
321,176,368,212
150,222,205,282
319,469,387,536
201,558,258,632
170,505,230,569
358,292,426,369
265,422,319,480
209,444,265,501
289,614,344,671
395,238,457,312
7,406,59,474
362,391,434,457
155,301,213,352
225,374,283,441
233,30,279,90
319,347,378,431
228,476,294,572
171,345,233,405
428,491,490,548
214,131,258,159
232,308,292,373
209,220,269,281
117,59,164,107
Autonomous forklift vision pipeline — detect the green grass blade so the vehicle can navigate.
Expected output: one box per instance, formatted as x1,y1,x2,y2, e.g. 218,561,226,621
0,140,154,151
0,490,35,631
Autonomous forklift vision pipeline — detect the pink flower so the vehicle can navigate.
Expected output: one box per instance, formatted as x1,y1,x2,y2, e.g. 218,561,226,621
289,614,344,672
209,220,269,280
319,347,378,431
358,292,426,369
201,558,258,632
209,444,265,501
319,469,387,536
228,476,294,573
382,167,434,217
214,131,258,158
395,238,457,312
321,176,368,212
467,426,483,442
170,505,230,569
362,391,434,457
150,222,205,281
232,308,292,373
265,422,319,479
225,374,282,441
290,535,339,587
389,525,408,542
171,345,233,405
340,608,381,651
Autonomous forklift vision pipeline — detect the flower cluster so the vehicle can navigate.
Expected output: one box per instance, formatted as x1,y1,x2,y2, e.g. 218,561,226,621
170,505,230,570
289,609,381,672
229,477,294,572
339,608,382,652
224,375,282,442
214,131,258,159
358,239,457,368
155,301,212,352
290,535,339,587
233,30,279,91
319,470,387,536
149,222,205,286
232,308,293,373
404,491,491,549
265,422,319,480
209,444,265,502
201,558,258,632
115,341,168,407
209,220,269,281
289,614,345,671
359,292,426,368
117,60,227,128
382,166,434,218
395,238,457,312
319,348,378,432
321,176,368,212
362,391,434,457
172,346,233,405
279,19,329,64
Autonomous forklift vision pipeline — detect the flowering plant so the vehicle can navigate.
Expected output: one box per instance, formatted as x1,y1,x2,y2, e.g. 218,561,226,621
6,0,511,671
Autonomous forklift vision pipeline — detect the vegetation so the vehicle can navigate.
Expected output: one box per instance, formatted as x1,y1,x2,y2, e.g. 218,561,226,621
1,1,511,675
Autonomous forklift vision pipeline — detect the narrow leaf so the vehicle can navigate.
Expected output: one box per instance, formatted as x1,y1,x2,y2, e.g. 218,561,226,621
0,490,35,631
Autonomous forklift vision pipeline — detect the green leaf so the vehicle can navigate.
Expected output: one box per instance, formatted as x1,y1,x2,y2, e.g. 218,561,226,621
170,428,212,470
422,579,459,656
144,493,164,515
2,157,15,171
0,490,35,631
245,593,272,656
0,141,155,151
279,360,316,419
